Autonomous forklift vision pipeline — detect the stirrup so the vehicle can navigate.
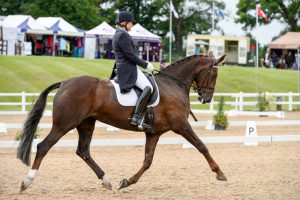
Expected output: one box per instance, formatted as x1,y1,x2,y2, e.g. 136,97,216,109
138,116,152,130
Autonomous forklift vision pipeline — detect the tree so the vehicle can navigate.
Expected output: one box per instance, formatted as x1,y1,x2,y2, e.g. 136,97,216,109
98,0,224,58
0,0,101,30
236,0,300,32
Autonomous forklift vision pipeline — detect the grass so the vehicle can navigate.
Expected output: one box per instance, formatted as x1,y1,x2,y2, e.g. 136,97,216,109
1,56,299,93
0,56,299,111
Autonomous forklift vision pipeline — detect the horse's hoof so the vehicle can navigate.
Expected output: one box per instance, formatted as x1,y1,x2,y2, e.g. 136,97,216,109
102,182,112,190
20,180,28,193
216,174,228,181
118,178,129,190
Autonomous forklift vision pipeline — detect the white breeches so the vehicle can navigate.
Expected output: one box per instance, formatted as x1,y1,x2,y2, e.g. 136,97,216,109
135,68,153,92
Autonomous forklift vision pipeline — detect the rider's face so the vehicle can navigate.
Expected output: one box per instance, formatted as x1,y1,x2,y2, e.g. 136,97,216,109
126,21,133,31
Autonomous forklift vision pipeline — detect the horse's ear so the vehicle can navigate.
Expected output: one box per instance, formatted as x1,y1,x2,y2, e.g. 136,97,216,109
215,55,226,65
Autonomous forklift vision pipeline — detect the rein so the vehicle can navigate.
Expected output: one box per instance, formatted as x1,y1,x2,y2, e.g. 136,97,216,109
153,69,190,89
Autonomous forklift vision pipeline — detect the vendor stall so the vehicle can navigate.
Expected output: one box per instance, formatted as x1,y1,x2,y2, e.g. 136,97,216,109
2,15,53,56
85,22,116,59
129,23,162,62
36,17,84,57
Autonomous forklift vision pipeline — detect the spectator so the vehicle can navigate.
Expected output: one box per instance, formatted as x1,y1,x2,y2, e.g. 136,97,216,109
194,44,200,55
271,51,278,68
286,52,295,68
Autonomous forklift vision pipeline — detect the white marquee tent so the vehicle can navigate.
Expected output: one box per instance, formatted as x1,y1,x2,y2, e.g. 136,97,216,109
129,23,161,42
2,15,52,34
36,17,84,37
85,21,115,38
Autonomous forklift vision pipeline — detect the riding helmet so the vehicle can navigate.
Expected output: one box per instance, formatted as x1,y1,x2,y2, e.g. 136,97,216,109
115,11,136,24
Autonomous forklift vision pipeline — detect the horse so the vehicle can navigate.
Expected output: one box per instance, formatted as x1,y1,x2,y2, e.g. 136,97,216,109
17,54,227,192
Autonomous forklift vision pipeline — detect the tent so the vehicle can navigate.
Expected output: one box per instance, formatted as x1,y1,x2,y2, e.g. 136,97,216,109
2,15,52,34
85,22,116,59
36,17,84,37
129,23,161,42
269,32,300,50
85,21,115,38
2,15,53,55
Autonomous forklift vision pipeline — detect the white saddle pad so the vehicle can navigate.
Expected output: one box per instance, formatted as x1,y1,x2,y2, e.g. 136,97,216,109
110,80,160,107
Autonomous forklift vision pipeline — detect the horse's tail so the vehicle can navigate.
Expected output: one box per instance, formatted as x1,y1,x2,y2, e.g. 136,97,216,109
17,82,61,166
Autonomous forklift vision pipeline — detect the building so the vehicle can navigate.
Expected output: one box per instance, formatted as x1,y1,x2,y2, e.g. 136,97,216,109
186,34,250,65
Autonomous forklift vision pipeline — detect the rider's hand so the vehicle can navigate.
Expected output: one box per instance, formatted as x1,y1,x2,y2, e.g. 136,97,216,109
146,62,155,71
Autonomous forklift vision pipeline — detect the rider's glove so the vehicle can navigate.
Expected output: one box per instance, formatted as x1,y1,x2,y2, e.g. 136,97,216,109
146,62,155,71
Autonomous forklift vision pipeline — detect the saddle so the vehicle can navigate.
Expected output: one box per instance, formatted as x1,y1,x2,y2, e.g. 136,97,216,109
110,69,160,134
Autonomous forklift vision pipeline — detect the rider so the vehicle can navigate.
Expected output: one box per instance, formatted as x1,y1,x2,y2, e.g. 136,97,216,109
113,11,154,129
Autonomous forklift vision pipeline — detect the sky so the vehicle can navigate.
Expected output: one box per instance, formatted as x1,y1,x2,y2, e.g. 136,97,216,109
217,0,287,45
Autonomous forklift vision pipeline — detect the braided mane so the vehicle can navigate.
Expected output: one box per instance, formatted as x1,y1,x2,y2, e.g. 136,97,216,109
163,54,210,70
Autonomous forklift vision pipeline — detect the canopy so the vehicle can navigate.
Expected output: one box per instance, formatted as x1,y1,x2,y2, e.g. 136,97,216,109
129,23,161,42
269,32,300,50
86,22,115,38
2,15,52,34
195,40,209,45
36,17,84,37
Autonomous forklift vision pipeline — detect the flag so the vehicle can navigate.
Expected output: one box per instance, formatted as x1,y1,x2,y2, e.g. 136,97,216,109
213,3,224,18
257,7,268,22
170,1,179,18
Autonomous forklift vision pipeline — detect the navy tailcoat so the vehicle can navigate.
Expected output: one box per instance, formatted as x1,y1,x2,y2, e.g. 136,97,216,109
112,28,148,93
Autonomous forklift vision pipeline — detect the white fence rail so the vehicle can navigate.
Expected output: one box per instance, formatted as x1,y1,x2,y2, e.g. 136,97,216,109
0,92,299,114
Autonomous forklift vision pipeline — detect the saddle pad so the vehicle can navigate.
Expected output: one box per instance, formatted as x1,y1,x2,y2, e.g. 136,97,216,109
110,79,160,107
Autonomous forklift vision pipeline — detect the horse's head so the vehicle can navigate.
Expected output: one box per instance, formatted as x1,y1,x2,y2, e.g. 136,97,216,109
193,55,226,104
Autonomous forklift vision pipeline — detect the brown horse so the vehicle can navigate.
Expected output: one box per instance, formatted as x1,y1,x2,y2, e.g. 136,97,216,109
17,54,227,192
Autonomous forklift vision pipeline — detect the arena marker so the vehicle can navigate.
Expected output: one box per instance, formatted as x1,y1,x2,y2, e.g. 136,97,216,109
0,123,7,134
205,120,214,130
244,121,258,146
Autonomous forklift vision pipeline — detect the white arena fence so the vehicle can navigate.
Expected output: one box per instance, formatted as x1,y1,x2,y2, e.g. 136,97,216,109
0,92,299,115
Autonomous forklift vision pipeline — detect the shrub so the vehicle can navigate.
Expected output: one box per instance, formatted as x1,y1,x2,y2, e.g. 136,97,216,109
213,96,229,130
257,92,269,111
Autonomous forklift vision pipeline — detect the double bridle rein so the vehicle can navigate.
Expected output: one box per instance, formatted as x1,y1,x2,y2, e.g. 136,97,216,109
154,61,216,100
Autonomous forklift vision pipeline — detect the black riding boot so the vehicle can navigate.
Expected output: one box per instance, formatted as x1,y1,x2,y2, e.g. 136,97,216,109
131,86,152,129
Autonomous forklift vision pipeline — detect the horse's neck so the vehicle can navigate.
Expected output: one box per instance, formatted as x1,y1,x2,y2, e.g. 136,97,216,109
166,60,198,88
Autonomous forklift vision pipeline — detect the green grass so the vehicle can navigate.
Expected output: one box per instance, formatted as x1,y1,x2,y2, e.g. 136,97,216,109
0,56,299,111
1,56,299,93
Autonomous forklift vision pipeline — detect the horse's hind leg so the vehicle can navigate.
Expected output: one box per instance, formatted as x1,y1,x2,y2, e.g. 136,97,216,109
20,126,70,192
174,121,227,181
118,133,160,190
76,118,112,190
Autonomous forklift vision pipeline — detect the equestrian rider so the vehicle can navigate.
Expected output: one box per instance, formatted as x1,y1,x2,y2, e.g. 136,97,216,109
112,11,154,128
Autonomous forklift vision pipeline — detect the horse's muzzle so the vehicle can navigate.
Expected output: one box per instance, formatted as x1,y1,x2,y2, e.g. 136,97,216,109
198,94,212,104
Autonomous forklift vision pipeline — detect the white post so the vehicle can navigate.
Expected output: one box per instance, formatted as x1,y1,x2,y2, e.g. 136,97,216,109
255,4,259,93
169,0,172,63
211,2,215,33
210,97,214,112
235,95,238,110
288,92,293,111
159,48,163,62
21,91,26,112
255,4,259,68
146,45,149,61
239,92,244,111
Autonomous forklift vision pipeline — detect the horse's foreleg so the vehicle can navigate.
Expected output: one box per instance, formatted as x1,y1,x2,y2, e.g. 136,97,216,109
76,118,112,190
175,121,227,181
118,134,160,190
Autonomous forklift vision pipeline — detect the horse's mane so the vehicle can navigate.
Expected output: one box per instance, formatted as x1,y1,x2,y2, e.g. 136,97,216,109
163,54,210,71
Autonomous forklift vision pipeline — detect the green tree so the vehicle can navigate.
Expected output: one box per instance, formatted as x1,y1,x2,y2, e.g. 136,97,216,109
1,0,101,30
98,0,224,58
236,0,300,32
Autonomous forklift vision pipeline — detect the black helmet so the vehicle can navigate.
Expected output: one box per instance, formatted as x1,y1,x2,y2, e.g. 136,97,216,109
115,11,136,24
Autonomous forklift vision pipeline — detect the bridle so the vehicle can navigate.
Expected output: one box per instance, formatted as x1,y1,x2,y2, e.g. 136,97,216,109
192,62,216,97
154,59,217,102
